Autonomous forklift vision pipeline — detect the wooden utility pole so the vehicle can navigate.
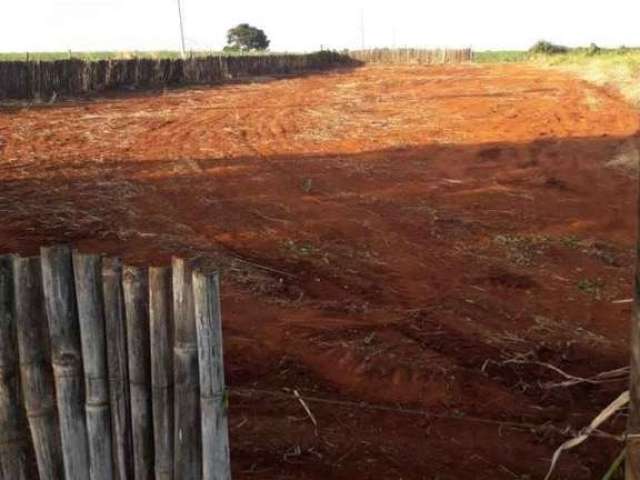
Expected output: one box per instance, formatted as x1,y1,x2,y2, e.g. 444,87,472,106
176,0,187,59
360,9,365,50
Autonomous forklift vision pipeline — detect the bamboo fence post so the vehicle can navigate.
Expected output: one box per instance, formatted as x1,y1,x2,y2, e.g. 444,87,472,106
123,265,154,480
102,258,133,480
40,245,91,480
150,266,174,480
193,271,231,480
628,208,640,478
73,252,113,480
172,257,201,480
0,255,34,480
628,157,640,479
13,256,64,480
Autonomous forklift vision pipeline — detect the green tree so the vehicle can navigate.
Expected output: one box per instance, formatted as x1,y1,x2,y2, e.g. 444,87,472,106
226,24,270,51
528,40,569,55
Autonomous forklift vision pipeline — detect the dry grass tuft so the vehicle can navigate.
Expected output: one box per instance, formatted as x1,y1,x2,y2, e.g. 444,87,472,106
607,138,639,174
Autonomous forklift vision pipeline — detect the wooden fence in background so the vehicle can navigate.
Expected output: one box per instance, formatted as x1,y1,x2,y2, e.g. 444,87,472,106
0,51,358,100
0,49,476,100
0,246,230,480
348,48,473,65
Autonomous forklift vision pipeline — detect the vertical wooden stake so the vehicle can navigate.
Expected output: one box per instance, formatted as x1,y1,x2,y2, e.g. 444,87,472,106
629,174,640,480
102,258,133,480
13,256,64,480
0,255,34,480
172,257,201,480
628,150,640,480
41,245,91,480
73,252,114,480
150,266,174,479
193,271,231,480
123,265,154,480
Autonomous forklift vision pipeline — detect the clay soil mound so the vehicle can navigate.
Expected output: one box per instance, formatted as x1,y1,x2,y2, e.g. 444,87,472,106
1,64,639,479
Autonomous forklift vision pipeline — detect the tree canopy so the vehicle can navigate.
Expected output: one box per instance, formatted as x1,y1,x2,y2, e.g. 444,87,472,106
226,24,270,51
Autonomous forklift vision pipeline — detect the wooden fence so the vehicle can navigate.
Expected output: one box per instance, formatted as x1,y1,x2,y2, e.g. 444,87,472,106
0,51,357,100
348,48,473,65
0,246,230,480
0,49,476,100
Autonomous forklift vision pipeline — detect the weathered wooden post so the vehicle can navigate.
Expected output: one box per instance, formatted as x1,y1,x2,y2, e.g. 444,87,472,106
102,258,133,480
150,266,174,479
193,271,231,480
629,241,640,477
0,255,34,480
13,256,64,480
123,265,154,480
172,257,201,479
73,252,114,480
41,245,91,480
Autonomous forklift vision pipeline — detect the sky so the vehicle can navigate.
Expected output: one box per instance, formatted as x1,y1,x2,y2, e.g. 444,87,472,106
2,0,640,53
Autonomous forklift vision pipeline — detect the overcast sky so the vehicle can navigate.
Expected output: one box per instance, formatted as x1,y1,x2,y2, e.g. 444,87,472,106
2,0,639,53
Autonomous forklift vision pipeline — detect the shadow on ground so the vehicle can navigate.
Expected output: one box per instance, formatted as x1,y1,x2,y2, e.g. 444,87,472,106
1,132,638,479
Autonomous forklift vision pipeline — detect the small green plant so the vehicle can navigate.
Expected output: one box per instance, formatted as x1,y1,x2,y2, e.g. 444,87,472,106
529,40,569,55
601,448,625,480
577,278,604,299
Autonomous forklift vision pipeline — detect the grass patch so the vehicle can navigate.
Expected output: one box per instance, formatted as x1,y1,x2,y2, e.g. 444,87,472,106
533,49,640,106
493,234,551,266
474,50,530,63
475,44,640,106
576,278,605,299
559,235,582,249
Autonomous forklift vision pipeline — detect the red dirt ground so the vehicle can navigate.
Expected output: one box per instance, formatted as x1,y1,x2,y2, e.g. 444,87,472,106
1,64,640,479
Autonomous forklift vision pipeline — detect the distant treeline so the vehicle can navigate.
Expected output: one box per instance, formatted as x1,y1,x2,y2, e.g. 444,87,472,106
475,43,640,63
0,51,358,100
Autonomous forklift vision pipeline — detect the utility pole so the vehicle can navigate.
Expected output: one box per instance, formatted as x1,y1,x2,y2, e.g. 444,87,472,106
360,8,365,50
176,0,187,58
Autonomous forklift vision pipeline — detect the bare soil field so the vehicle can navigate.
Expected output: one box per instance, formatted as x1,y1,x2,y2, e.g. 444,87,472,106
1,64,639,479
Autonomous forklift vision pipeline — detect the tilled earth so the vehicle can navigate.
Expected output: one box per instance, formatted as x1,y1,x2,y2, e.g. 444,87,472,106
1,64,639,479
